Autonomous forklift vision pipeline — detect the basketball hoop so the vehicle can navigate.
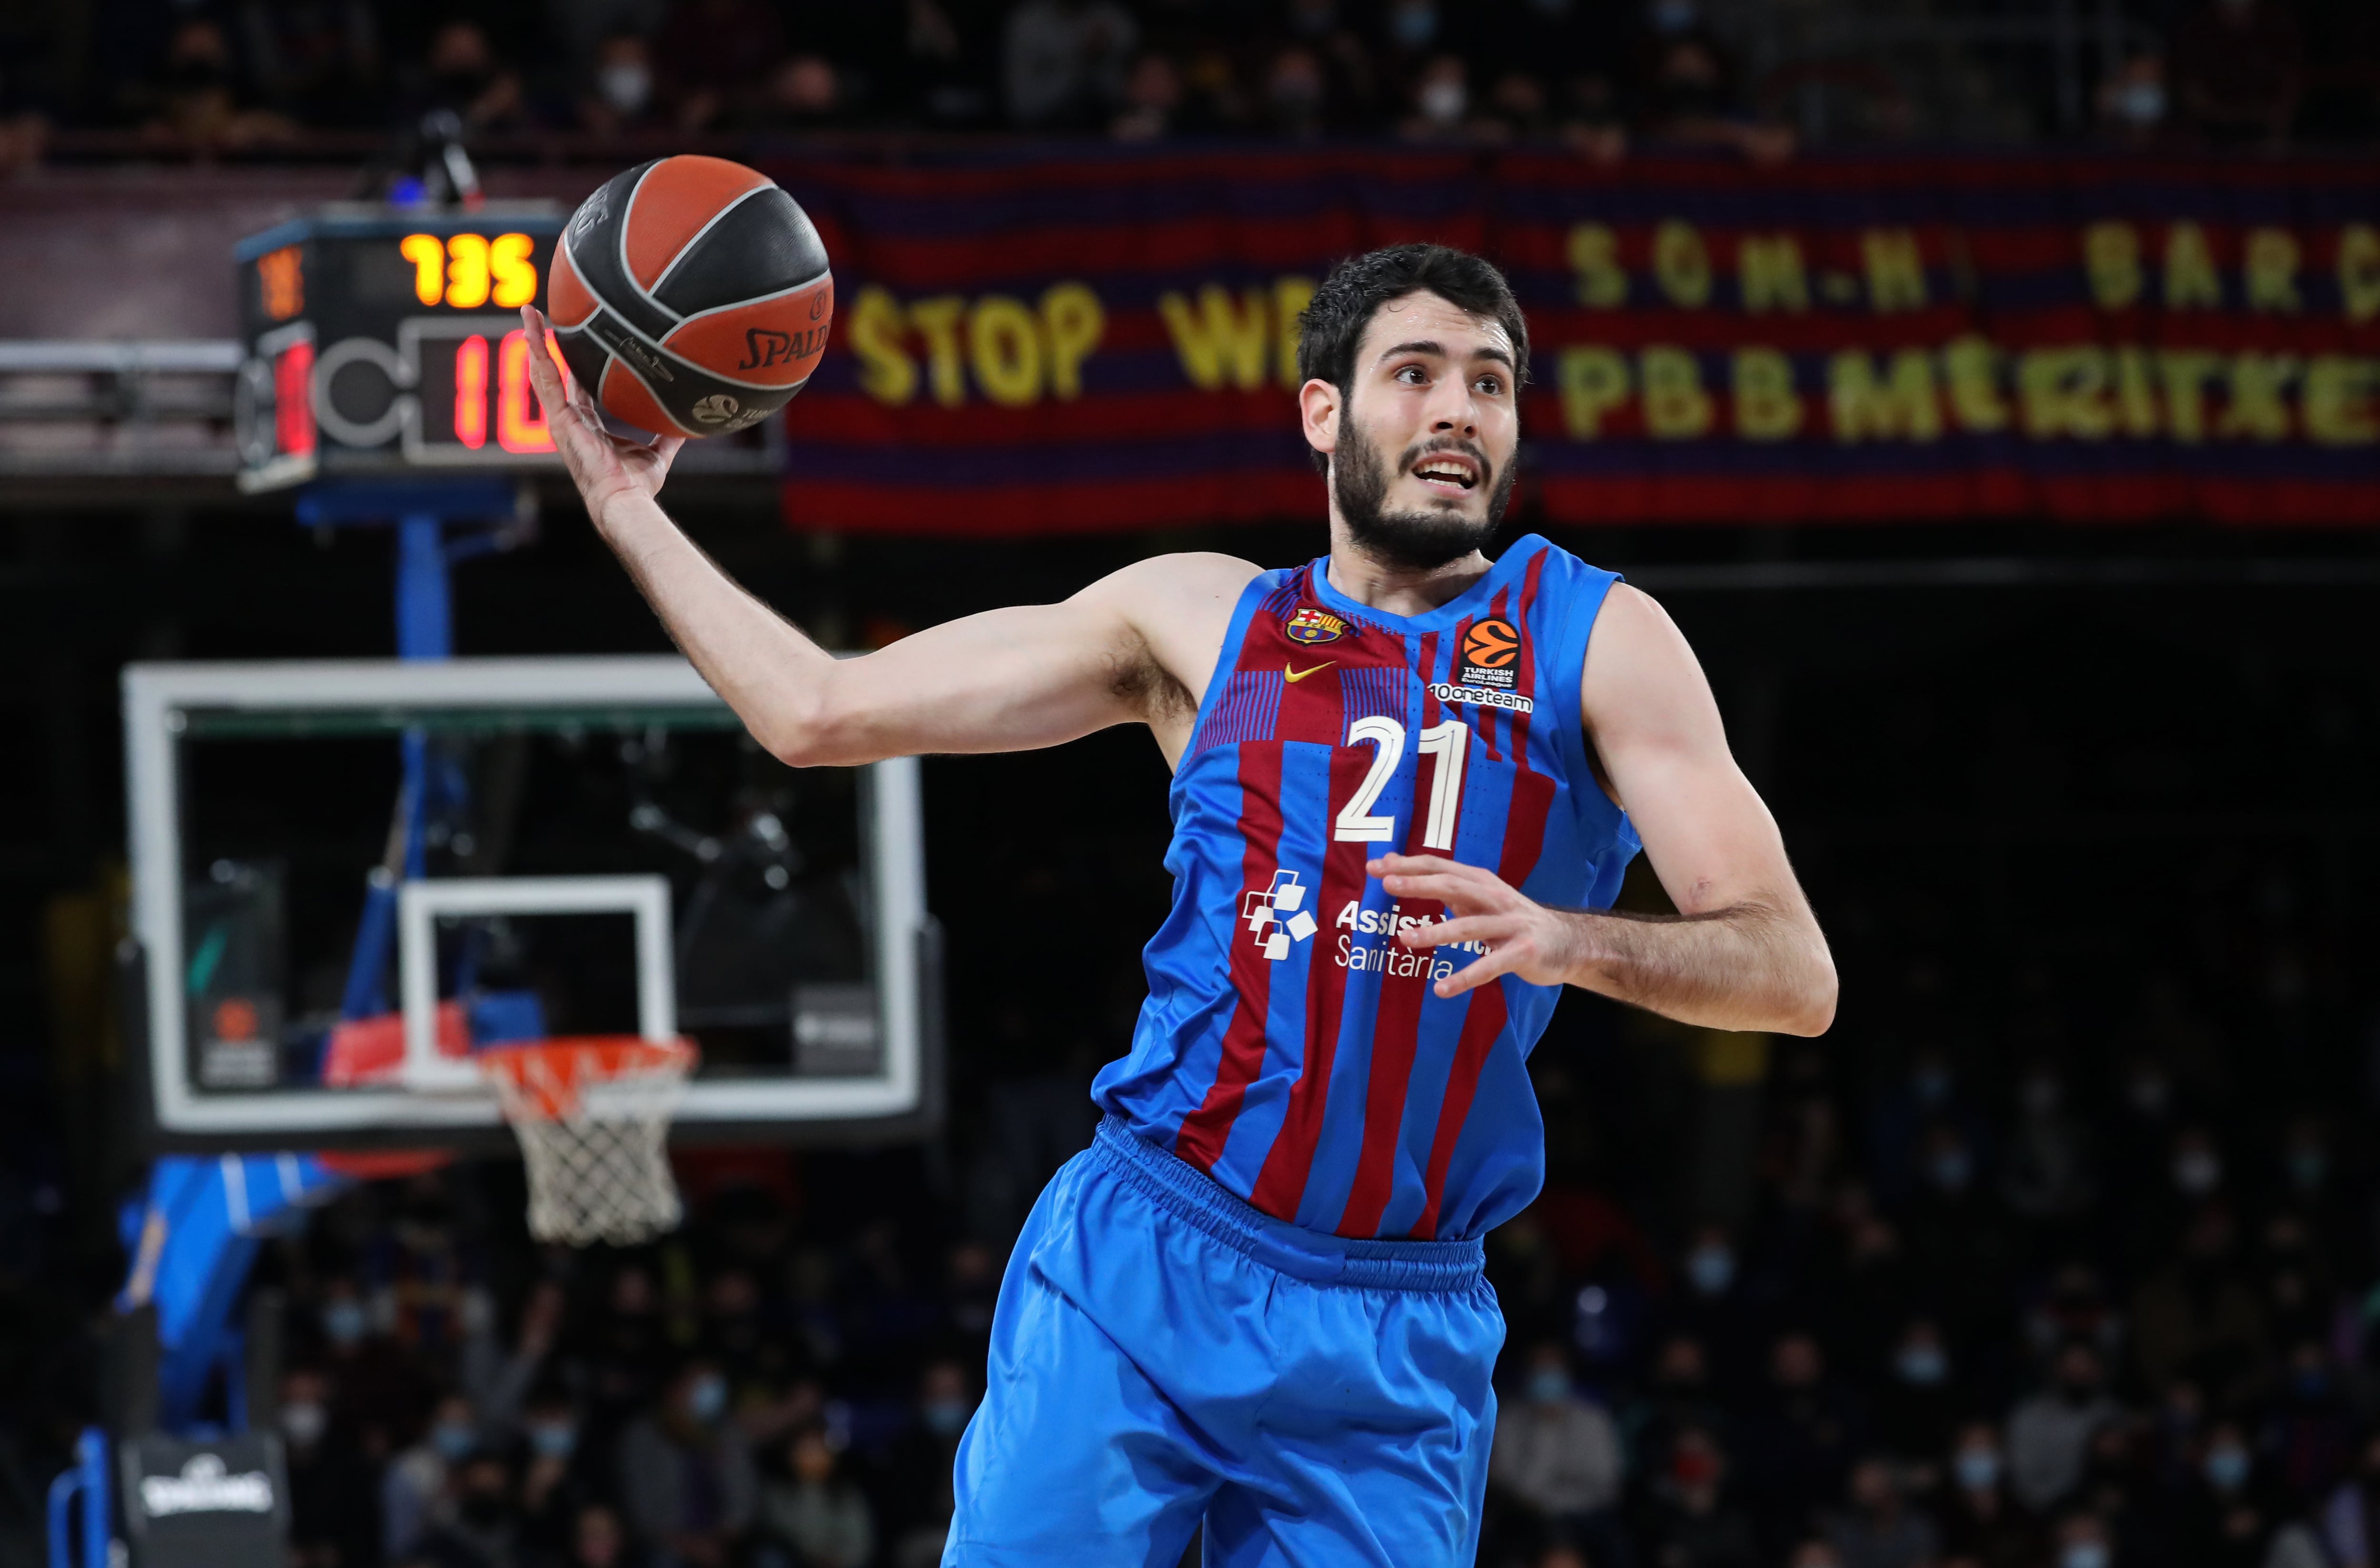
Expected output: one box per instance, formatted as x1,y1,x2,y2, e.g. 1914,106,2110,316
476,1037,698,1246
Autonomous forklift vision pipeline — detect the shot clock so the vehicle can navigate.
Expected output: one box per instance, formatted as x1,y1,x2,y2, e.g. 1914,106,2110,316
233,205,570,491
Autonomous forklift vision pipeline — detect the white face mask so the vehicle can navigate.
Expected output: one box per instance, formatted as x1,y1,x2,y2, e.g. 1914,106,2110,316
1418,77,1466,125
598,61,652,115
2173,1150,2221,1195
282,1401,328,1447
2112,79,2165,125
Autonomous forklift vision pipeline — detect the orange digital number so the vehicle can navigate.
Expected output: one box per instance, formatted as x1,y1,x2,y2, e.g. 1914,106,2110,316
258,246,304,320
400,232,538,308
491,234,538,308
400,234,445,306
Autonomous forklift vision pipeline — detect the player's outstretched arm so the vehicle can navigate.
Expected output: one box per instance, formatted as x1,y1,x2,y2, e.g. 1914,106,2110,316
1378,584,1836,1036
520,310,1254,766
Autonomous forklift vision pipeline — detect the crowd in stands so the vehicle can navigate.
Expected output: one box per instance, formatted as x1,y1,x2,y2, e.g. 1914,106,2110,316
205,967,2380,1568
0,0,2372,165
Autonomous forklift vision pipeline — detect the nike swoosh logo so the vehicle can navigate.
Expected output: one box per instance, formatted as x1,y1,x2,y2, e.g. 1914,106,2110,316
1283,662,1333,683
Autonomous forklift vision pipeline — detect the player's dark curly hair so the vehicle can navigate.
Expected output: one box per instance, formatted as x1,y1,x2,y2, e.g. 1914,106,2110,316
1295,243,1531,398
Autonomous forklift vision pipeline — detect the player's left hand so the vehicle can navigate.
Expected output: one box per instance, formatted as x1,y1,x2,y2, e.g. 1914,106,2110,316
1369,853,1588,999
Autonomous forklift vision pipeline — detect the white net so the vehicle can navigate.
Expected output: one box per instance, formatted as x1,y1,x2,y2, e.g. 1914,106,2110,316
484,1044,692,1246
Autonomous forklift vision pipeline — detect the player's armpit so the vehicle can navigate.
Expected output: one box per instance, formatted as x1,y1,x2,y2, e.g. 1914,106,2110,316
1577,585,1837,1033
781,552,1260,767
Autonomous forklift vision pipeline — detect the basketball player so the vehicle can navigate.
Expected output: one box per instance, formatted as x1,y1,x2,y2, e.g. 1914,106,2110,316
521,243,1834,1568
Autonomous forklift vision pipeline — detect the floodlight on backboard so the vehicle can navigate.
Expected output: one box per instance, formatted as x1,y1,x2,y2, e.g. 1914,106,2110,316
122,655,937,1149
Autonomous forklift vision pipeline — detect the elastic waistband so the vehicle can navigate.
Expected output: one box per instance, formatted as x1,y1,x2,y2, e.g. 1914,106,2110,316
1090,1115,1486,1293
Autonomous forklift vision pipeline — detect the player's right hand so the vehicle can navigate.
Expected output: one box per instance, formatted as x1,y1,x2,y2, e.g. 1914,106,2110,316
519,305,684,522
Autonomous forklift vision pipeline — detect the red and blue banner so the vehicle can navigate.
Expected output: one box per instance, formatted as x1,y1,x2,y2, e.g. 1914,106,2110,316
767,149,2380,534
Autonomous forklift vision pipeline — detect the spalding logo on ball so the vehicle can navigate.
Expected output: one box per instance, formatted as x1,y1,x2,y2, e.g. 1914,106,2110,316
548,155,833,440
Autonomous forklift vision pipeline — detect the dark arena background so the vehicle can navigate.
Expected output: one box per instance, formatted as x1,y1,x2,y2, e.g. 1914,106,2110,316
3,2,2380,1567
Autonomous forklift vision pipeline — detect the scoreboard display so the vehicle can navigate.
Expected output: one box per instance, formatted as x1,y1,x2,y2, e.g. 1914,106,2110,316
234,204,570,492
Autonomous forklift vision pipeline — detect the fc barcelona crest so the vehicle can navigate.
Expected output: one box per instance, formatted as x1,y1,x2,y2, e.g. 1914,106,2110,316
1285,606,1347,645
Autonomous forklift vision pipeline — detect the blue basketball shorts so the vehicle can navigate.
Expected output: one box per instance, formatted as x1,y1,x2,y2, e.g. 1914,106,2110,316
943,1115,1505,1568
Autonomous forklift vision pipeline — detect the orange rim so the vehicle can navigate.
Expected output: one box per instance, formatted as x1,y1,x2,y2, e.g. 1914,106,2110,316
475,1035,698,1120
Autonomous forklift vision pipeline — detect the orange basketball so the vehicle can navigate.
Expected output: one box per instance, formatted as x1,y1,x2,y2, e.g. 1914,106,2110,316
1463,618,1521,669
549,156,833,440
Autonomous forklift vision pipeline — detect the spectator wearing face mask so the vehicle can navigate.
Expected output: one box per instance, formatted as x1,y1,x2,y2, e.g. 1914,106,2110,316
407,1450,520,1568
281,1366,383,1568
1871,1319,1958,1462
2098,52,2170,148
1940,1422,2041,1568
316,1275,437,1460
617,1360,758,1568
2006,1344,2120,1514
757,1425,874,1568
2050,1511,2115,1568
2178,1421,2275,1568
1488,1342,1628,1568
883,1360,975,1568
1666,1224,1760,1386
516,1385,598,1568
580,33,661,134
388,1392,485,1563
1903,1122,2015,1348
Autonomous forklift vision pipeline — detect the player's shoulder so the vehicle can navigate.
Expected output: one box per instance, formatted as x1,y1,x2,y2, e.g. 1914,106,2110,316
1079,551,1268,614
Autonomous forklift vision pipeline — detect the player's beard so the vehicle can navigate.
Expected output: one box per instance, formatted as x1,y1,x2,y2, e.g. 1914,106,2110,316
1330,409,1516,571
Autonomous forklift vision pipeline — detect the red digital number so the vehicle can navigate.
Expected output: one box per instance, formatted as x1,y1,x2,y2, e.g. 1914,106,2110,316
275,339,316,457
453,335,489,449
496,328,559,454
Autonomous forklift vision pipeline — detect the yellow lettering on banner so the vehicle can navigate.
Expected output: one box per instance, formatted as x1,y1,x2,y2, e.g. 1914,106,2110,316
2340,226,2380,324
1557,347,1631,437
1160,286,1269,391
2114,346,2160,437
906,295,969,407
1040,282,1104,400
2245,228,2302,314
1640,346,1713,437
1941,336,2009,431
1829,349,1941,442
2219,353,2298,441
1862,228,1928,312
2303,356,2380,445
1568,224,1628,308
2083,222,2143,310
850,286,916,406
1738,236,1808,314
2019,347,2114,439
2158,349,2224,443
1654,222,1711,308
1731,348,1803,440
1273,276,1317,389
968,295,1042,407
2163,223,2222,310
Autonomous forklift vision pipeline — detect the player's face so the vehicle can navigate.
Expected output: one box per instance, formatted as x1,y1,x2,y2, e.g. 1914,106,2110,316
1328,291,1521,570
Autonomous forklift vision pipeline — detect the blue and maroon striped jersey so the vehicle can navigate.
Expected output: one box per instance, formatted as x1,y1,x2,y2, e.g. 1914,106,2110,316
1091,535,1640,1242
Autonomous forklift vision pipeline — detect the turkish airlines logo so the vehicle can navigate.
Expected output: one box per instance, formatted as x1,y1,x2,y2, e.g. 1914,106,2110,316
1241,870,1317,961
1458,617,1522,691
